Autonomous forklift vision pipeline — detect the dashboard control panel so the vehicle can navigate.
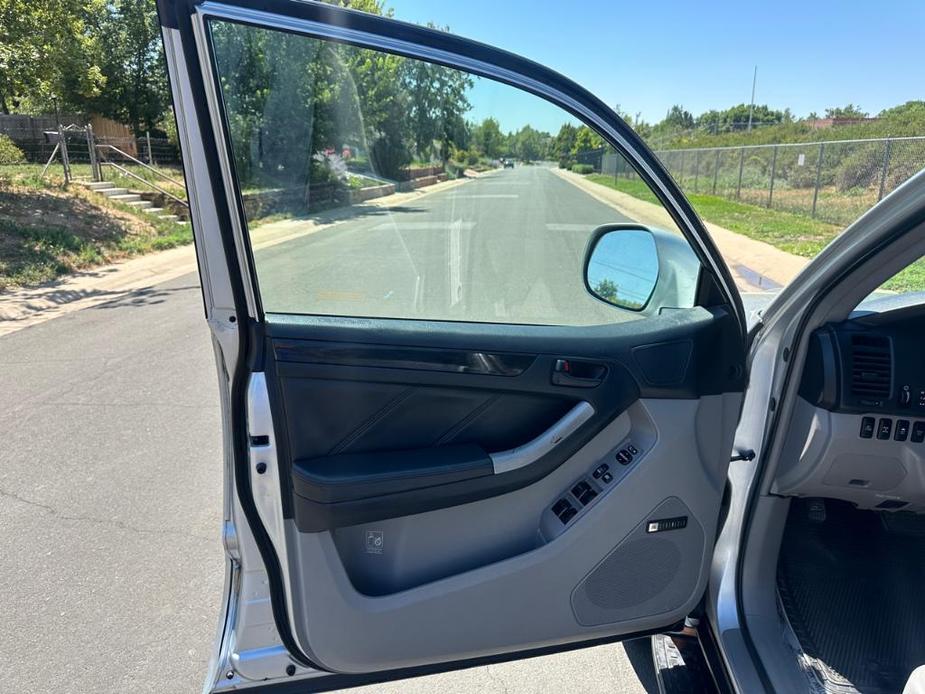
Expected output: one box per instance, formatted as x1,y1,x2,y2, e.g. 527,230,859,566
859,416,925,443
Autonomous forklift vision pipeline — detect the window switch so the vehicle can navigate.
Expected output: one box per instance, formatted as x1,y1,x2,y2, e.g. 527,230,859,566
552,499,571,517
912,421,925,444
877,418,893,440
560,507,577,524
860,417,875,438
895,419,910,441
578,489,597,505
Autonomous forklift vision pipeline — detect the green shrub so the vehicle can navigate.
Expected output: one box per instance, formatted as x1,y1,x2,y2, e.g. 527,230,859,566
0,134,25,165
835,149,882,191
466,150,480,166
572,163,594,174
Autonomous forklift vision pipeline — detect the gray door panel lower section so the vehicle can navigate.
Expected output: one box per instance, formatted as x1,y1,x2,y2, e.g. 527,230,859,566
571,497,704,626
283,396,735,673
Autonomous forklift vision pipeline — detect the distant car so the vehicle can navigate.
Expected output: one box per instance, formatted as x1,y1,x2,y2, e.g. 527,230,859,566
503,159,515,168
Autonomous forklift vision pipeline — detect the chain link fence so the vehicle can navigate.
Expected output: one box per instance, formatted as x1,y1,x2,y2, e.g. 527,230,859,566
1,122,181,167
598,136,925,226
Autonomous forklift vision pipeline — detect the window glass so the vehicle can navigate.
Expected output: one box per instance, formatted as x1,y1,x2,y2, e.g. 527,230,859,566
208,21,695,325
856,256,925,312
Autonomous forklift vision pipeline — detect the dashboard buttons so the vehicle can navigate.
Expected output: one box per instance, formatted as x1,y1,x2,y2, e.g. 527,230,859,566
895,419,910,441
592,463,609,479
877,418,893,440
913,422,925,444
860,417,875,438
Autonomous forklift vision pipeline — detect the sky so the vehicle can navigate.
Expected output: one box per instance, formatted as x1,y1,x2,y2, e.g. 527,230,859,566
385,0,925,134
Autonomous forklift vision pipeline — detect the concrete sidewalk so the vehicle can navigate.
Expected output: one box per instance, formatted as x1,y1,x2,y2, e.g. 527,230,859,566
0,177,469,337
552,168,810,292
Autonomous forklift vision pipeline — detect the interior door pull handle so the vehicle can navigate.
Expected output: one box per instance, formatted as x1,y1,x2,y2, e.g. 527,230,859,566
489,401,595,474
552,359,606,388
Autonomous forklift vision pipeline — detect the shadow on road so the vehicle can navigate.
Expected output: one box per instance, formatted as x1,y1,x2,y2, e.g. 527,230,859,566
623,637,659,693
90,284,200,310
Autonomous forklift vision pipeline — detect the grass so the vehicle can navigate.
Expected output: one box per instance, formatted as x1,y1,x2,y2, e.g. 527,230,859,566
584,173,924,292
586,173,841,256
0,164,192,290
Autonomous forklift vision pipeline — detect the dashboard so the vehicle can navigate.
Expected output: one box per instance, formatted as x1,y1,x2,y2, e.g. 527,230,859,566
775,304,925,513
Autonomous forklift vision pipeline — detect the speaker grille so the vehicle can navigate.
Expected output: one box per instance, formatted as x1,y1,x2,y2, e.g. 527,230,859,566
582,537,681,609
571,497,704,627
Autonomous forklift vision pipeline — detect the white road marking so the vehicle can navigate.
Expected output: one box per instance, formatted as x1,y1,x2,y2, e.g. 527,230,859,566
371,221,476,230
544,223,594,232
449,219,462,306
450,194,519,199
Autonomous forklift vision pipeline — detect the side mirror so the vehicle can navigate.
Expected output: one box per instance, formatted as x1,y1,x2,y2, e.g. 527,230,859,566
584,226,660,311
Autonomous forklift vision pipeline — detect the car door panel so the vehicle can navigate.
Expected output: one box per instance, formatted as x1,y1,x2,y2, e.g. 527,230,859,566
244,308,743,672
281,396,735,673
155,0,747,684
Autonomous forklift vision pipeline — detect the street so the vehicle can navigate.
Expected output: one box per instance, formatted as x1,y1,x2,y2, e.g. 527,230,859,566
0,167,659,692
254,166,642,326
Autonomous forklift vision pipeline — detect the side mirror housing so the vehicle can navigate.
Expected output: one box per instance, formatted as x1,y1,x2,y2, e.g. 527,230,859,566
583,224,700,313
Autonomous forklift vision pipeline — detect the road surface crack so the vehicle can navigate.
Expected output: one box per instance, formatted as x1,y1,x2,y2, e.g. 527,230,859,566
0,485,214,543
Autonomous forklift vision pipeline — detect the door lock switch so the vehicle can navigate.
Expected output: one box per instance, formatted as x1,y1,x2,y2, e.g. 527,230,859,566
592,463,609,479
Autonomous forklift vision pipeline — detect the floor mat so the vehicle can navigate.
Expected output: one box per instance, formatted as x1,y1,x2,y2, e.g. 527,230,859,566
778,500,925,694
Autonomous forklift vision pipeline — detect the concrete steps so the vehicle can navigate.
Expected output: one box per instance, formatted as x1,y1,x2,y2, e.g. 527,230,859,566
79,181,187,224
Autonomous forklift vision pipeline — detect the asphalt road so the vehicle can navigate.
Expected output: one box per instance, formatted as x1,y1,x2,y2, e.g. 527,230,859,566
254,165,646,325
0,167,665,692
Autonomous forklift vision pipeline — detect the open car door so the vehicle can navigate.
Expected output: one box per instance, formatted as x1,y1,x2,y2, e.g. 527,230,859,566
155,0,748,689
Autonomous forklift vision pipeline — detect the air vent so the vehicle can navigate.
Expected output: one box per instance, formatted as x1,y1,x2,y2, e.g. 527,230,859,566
849,334,892,400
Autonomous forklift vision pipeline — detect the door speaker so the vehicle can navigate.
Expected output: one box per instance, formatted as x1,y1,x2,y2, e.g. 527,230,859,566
571,497,704,626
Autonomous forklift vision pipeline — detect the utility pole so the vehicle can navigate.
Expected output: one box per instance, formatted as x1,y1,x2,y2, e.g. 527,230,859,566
747,65,757,132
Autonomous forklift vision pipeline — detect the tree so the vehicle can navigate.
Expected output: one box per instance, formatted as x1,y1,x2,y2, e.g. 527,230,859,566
472,117,503,158
89,0,169,133
0,0,106,113
551,123,578,161
824,104,868,120
511,124,549,163
572,125,603,154
400,45,472,163
661,105,695,131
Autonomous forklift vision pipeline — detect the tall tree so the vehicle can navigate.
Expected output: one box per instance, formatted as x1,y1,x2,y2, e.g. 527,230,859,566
89,0,168,133
0,0,105,113
472,117,503,158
